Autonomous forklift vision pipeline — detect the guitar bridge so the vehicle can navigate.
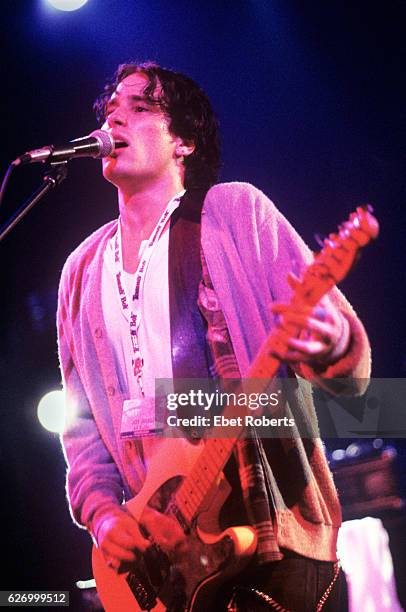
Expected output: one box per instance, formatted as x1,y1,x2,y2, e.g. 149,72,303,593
144,543,170,587
126,569,157,611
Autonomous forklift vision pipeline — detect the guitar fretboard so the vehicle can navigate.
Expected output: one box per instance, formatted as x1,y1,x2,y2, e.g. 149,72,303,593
174,376,276,524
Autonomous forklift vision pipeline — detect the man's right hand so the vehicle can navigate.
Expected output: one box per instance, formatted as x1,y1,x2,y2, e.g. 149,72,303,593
96,509,150,573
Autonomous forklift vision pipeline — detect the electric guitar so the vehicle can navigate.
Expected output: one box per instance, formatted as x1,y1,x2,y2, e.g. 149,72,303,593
92,206,379,611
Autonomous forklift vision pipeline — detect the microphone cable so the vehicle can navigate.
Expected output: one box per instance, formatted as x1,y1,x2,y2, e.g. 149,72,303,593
0,160,19,208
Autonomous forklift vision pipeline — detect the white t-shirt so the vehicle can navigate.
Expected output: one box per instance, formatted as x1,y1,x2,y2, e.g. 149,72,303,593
101,192,184,403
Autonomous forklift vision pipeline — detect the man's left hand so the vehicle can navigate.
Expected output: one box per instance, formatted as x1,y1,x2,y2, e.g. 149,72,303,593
270,273,350,367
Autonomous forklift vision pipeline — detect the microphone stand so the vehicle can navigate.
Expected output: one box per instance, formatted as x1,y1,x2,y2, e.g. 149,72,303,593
0,161,68,243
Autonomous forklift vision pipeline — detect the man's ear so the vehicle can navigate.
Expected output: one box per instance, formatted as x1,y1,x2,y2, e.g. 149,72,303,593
175,138,195,159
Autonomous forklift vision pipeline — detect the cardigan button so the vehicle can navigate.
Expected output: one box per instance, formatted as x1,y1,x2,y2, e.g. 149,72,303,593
107,386,115,397
94,328,103,338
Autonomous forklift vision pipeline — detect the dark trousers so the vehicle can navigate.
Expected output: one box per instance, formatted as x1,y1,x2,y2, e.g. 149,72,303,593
215,554,344,612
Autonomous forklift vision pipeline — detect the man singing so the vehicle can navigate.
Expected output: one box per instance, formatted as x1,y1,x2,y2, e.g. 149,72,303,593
58,62,370,611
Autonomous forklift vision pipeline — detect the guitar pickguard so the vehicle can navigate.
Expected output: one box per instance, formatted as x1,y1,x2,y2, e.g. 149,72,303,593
93,438,257,611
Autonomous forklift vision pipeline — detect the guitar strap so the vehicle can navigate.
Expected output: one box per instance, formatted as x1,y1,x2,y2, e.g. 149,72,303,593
168,187,211,384
168,190,281,563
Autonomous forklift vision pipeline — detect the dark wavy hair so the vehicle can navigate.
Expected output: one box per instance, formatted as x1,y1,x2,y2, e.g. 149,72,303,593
94,62,221,189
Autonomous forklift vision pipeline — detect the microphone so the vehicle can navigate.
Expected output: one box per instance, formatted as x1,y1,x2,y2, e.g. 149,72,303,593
14,130,125,166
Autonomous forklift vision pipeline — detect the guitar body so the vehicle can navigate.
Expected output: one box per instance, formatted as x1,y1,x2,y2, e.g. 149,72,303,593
92,438,257,611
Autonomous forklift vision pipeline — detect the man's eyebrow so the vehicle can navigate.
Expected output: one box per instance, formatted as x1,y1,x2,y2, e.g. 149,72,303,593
128,94,158,106
105,93,159,114
106,94,148,106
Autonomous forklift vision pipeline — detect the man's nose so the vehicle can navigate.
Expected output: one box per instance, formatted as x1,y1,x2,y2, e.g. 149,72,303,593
106,108,126,127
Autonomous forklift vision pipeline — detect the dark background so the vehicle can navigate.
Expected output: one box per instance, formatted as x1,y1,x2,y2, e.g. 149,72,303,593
0,0,405,608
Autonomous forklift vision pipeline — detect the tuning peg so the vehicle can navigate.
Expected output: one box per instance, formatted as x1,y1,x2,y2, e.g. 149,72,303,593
325,234,338,249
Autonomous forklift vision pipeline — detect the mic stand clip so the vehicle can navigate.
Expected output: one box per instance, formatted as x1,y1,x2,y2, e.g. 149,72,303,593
0,161,68,243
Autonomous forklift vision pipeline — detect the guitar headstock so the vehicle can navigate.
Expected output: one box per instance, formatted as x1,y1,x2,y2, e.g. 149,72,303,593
294,205,379,305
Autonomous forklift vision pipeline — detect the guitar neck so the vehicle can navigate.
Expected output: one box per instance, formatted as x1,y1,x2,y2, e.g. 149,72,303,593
174,356,281,525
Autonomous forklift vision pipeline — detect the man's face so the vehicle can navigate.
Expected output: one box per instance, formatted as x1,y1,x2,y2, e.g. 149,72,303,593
101,72,182,189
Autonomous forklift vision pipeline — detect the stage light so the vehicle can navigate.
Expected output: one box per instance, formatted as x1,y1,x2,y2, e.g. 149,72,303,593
37,389,66,433
46,0,88,12
345,442,361,458
331,448,345,461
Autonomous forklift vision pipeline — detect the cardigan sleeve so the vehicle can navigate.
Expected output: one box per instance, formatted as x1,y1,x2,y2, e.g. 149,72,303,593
201,182,371,395
258,197,371,394
57,255,125,539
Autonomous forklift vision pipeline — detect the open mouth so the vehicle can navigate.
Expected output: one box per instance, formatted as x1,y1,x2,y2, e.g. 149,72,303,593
108,141,128,158
114,141,129,150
